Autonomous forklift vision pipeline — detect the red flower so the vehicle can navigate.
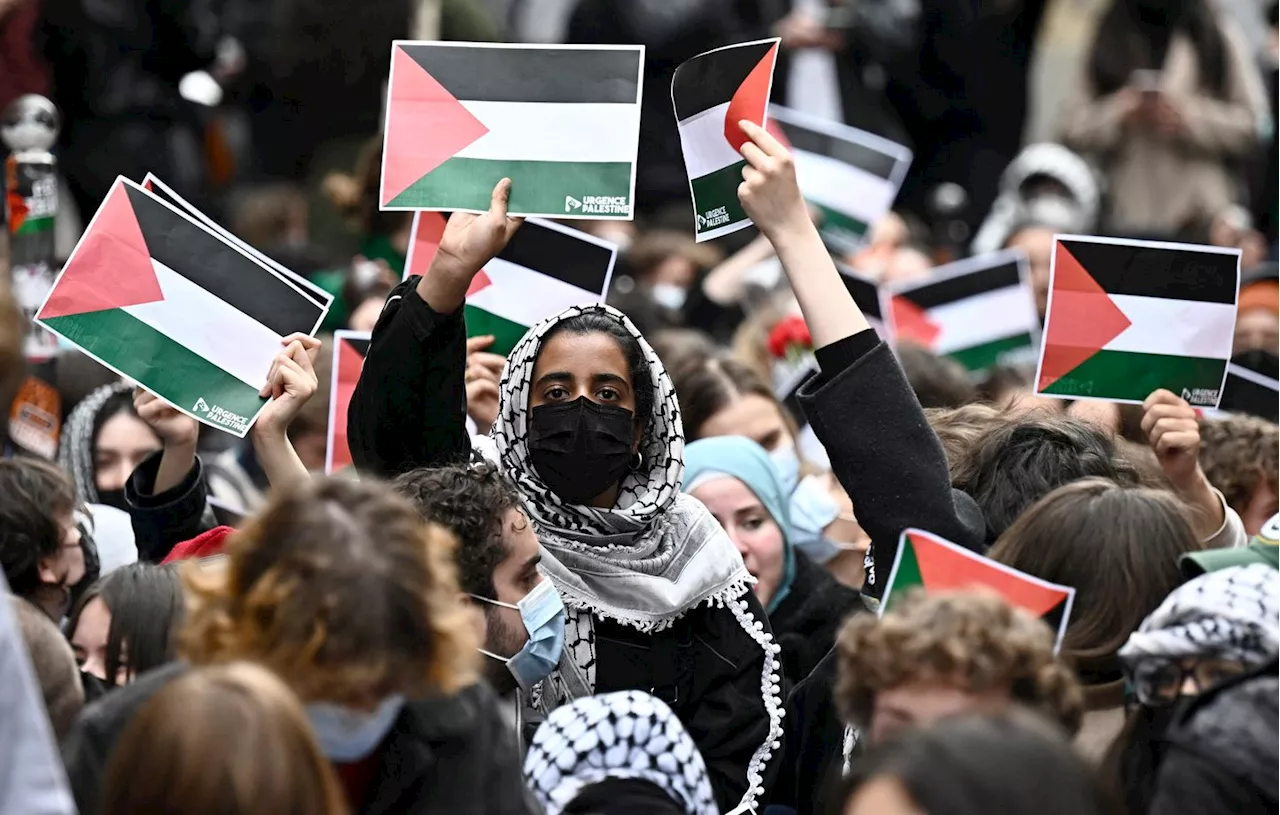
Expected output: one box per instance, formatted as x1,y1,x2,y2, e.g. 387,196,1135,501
767,315,813,359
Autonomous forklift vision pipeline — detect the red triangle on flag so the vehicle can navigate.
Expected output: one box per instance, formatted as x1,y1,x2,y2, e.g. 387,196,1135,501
38,181,164,320
909,531,1068,618
891,295,941,348
466,269,493,298
1038,243,1132,390
724,42,779,154
765,116,791,151
382,45,490,206
406,211,448,280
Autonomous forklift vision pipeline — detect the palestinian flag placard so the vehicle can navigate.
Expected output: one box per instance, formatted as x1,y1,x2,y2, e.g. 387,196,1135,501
883,250,1040,372
671,38,780,242
881,528,1076,652
768,105,911,252
403,215,618,356
837,263,884,336
326,330,370,474
380,41,644,218
143,174,333,309
1216,356,1279,422
1035,236,1239,407
35,178,328,438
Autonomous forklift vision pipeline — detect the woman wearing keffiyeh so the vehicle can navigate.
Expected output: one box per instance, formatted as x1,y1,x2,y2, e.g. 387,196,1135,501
348,179,784,814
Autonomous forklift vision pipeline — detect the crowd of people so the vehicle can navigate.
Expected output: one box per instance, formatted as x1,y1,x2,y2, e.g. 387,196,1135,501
1,0,1279,814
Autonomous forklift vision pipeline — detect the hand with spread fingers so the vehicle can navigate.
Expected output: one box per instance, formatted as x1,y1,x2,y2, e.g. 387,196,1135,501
465,334,505,435
417,178,524,313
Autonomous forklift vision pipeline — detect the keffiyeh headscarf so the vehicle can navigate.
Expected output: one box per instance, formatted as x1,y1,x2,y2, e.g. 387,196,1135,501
523,691,719,815
489,304,750,632
58,381,134,504
1120,564,1280,670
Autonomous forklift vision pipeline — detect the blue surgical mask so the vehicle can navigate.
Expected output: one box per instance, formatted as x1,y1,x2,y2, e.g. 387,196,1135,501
770,445,842,564
305,695,405,762
472,578,566,690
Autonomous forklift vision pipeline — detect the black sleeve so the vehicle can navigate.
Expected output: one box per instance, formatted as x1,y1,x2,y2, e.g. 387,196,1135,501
798,335,986,601
347,278,472,478
124,452,215,562
472,684,543,815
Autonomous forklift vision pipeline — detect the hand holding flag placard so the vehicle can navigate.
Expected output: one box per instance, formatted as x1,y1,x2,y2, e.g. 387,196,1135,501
881,528,1077,652
1034,235,1239,407
35,177,329,438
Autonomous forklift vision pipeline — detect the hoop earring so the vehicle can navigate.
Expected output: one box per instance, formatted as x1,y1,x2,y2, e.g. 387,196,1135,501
629,451,643,471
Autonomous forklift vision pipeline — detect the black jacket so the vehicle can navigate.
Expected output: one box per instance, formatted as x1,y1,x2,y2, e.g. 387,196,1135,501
62,663,539,815
767,648,845,815
769,552,863,688
349,279,781,811
123,451,216,563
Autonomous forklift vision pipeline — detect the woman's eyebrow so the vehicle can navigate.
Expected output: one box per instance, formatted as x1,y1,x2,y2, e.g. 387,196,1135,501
534,371,574,387
591,372,628,387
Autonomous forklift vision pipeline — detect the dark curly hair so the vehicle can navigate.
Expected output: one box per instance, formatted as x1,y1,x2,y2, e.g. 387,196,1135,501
0,459,77,597
392,463,523,601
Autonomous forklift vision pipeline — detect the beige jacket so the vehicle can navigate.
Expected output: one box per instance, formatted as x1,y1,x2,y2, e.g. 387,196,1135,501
1059,21,1268,234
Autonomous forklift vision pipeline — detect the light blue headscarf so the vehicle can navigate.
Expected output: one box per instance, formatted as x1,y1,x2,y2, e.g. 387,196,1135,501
683,436,796,614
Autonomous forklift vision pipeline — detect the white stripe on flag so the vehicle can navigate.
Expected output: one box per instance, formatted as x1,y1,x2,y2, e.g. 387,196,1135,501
468,256,602,328
124,260,282,389
1105,295,1236,359
931,285,1038,355
793,149,896,224
676,102,742,180
456,101,640,163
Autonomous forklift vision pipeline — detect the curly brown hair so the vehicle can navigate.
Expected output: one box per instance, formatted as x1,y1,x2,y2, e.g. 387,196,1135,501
834,590,1083,736
1199,414,1279,515
180,478,478,707
925,404,1005,482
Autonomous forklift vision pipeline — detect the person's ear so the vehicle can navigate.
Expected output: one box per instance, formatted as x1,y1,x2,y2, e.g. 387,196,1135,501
37,555,61,585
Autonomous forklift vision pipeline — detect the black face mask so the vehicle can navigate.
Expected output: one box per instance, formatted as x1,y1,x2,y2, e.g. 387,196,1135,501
81,670,109,705
1234,348,1280,377
95,488,128,513
528,396,636,506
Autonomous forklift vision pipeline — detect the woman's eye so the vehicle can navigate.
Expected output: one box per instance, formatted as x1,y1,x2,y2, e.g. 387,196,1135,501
597,388,620,401
742,515,766,531
545,386,569,400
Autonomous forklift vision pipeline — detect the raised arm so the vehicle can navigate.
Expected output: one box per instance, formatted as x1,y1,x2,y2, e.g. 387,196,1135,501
735,120,985,600
348,180,523,478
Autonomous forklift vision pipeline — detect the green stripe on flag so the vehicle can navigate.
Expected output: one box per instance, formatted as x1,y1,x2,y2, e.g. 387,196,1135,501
14,216,54,236
691,160,750,237
1041,349,1228,403
884,537,924,613
815,205,870,249
387,156,633,215
465,305,530,357
947,333,1035,372
41,309,266,430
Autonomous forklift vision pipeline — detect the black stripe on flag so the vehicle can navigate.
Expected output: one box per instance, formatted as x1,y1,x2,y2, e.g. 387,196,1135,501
1220,360,1280,421
780,122,899,181
398,44,641,105
1059,239,1238,304
124,186,325,337
672,40,777,121
838,264,882,321
500,222,615,296
341,336,371,358
896,258,1022,311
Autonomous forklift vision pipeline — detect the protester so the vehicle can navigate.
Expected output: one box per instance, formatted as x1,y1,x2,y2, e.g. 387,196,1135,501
971,142,1100,256
684,435,862,686
62,477,536,815
392,463,565,721
0,458,88,621
349,180,784,812
1198,413,1279,535
66,562,183,690
770,590,1082,815
57,382,160,511
1180,511,1280,578
1106,563,1279,814
989,478,1205,761
523,690,719,815
838,709,1118,815
101,662,348,815
1233,265,1279,356
896,343,978,409
1062,0,1268,234
9,596,83,739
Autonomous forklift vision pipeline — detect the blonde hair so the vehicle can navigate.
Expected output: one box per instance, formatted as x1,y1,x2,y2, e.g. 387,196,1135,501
835,589,1083,735
180,477,478,707
102,662,348,815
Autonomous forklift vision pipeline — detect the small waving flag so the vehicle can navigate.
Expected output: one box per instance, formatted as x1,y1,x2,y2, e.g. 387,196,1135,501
403,214,618,356
672,38,780,242
882,528,1076,651
326,330,370,474
36,178,328,437
882,250,1040,372
380,41,643,218
1035,236,1239,406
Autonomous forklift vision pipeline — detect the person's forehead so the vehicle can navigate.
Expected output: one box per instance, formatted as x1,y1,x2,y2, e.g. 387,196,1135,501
534,332,630,377
691,476,761,509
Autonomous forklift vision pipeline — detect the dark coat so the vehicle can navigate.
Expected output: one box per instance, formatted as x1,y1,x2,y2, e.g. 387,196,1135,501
766,648,846,815
348,279,782,812
769,552,863,688
62,663,539,815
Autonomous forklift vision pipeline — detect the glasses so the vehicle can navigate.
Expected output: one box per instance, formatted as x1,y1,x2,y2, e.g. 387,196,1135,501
1130,657,1249,707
